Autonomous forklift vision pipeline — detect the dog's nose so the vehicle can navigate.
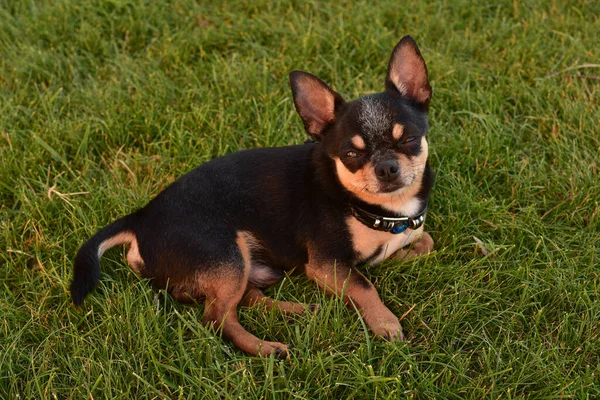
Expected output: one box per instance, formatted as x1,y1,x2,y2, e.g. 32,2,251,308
375,160,400,181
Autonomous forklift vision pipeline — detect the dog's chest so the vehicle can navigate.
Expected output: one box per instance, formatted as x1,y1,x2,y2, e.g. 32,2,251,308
347,217,423,264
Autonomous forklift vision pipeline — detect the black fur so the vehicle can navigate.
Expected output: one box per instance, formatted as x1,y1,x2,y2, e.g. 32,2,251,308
71,217,128,305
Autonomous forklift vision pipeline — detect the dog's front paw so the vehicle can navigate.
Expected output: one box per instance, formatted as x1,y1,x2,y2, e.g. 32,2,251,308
363,306,404,342
393,231,434,261
412,231,434,255
258,341,290,358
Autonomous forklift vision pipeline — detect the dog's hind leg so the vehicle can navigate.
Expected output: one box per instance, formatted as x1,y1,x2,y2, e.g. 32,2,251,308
241,286,318,315
201,232,289,357
125,234,146,274
202,282,289,357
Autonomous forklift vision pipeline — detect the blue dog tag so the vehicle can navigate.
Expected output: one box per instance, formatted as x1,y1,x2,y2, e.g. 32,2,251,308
391,221,409,234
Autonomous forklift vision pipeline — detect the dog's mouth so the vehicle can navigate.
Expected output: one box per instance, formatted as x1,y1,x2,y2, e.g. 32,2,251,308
377,181,403,193
375,172,419,194
360,180,404,195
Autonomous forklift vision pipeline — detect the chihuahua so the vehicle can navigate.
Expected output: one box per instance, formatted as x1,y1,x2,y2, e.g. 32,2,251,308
71,35,435,357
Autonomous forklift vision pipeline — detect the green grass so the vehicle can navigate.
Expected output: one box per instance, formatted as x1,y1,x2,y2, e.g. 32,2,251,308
1,0,599,398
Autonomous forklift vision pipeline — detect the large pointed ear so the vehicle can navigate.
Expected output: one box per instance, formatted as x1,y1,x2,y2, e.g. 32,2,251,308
385,35,432,109
289,70,345,140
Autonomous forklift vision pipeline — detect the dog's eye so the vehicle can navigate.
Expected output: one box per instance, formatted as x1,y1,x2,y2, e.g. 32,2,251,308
402,136,417,144
346,150,359,158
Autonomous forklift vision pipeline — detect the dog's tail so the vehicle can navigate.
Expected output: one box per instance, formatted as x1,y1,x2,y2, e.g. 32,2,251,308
70,216,134,306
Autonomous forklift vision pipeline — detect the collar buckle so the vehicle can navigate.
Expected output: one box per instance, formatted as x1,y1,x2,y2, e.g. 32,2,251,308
409,214,425,230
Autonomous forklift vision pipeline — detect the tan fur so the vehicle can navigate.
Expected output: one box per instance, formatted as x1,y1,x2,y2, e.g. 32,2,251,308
97,231,147,274
169,263,226,304
348,218,424,263
125,235,145,273
399,137,428,188
237,232,315,315
158,231,288,357
236,231,257,268
334,137,428,213
351,135,366,150
392,124,404,140
197,231,288,357
241,286,310,314
97,231,136,258
304,253,403,341
391,231,434,261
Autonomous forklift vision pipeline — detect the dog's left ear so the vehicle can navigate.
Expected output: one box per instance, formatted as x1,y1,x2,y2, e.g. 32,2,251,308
290,71,345,140
386,35,432,110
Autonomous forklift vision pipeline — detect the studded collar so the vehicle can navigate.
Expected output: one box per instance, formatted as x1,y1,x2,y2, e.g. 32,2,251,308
351,203,427,234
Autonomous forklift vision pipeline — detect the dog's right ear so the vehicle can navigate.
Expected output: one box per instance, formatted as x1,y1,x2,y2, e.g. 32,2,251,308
385,36,431,110
289,71,345,140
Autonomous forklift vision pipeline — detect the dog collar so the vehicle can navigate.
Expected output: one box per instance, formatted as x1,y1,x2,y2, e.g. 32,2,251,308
351,204,427,234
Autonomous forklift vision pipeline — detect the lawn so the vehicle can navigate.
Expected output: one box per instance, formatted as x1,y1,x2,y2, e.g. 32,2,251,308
1,0,599,398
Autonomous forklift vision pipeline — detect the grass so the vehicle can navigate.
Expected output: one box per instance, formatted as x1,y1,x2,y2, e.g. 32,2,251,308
1,0,599,398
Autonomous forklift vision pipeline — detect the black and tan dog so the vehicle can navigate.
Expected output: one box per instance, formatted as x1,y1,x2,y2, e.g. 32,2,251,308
71,35,434,357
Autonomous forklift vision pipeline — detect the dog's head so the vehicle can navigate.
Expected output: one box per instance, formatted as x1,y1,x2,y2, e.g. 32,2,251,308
290,36,431,209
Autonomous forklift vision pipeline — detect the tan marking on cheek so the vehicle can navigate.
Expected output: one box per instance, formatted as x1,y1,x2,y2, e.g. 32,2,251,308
351,135,366,150
420,137,429,159
335,157,375,193
398,137,428,187
336,157,425,213
392,124,404,140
